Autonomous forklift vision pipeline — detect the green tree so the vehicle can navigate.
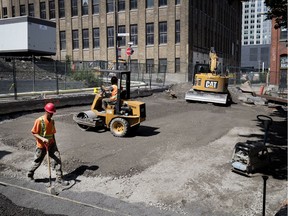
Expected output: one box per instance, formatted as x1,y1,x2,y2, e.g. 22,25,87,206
265,0,287,29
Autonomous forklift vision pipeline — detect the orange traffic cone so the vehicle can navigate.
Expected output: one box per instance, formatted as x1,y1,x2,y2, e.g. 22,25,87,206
259,85,265,95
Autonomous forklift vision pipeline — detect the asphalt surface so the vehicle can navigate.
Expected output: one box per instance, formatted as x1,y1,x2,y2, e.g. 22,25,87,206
0,176,174,216
0,84,287,216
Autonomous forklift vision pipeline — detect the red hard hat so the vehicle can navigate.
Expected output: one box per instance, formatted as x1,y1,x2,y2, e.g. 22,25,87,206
44,103,56,113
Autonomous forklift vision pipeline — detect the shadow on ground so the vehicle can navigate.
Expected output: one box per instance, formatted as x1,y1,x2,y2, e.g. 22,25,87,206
234,107,287,180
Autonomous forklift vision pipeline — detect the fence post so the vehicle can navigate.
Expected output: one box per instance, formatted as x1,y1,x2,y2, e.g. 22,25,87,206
32,55,35,92
148,65,152,89
55,61,59,95
163,65,166,86
64,60,67,90
12,58,17,100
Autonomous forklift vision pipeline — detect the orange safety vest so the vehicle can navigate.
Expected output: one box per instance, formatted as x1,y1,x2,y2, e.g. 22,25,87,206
110,84,118,101
31,116,56,148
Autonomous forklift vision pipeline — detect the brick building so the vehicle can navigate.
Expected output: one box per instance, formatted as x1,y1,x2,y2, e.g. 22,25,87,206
0,0,243,81
269,18,288,86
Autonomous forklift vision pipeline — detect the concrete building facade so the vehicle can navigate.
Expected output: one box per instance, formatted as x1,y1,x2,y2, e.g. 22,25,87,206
241,0,271,70
0,0,242,81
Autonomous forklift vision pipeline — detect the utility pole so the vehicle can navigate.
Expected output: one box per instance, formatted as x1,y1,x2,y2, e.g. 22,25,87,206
114,0,118,70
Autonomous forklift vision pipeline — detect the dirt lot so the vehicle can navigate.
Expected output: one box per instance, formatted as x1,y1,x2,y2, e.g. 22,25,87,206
0,83,287,216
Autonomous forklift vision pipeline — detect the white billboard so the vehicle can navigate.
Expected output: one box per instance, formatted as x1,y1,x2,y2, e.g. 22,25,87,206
0,16,56,55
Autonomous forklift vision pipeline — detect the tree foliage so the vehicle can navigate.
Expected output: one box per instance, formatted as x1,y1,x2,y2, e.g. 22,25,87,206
265,0,287,29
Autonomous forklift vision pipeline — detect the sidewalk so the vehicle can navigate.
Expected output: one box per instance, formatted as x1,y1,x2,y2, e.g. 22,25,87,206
0,85,169,115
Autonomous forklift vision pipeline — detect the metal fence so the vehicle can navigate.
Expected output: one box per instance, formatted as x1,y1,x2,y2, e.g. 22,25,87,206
0,57,167,99
226,66,269,85
0,57,286,99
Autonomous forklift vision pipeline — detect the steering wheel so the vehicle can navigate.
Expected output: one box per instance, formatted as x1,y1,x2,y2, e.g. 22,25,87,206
257,115,273,123
257,115,273,129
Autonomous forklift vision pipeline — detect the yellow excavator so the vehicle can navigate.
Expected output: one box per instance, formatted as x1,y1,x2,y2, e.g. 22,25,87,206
185,47,229,104
73,70,146,137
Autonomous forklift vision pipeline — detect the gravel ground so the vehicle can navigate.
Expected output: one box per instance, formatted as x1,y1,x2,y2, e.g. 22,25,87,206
0,83,287,216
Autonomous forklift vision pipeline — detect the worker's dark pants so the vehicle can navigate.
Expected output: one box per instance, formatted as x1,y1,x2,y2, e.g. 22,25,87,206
28,144,63,180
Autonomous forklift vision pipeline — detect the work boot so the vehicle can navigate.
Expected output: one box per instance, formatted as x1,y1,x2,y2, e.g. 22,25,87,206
27,172,34,181
56,177,70,186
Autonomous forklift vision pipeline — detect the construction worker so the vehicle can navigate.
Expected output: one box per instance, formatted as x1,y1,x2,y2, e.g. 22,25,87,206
209,47,218,73
101,76,118,111
27,102,69,186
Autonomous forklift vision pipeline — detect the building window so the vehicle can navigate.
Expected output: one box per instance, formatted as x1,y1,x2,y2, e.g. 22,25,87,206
118,25,126,46
280,55,288,68
2,7,8,18
71,0,78,16
82,0,88,15
59,0,65,18
107,27,114,47
60,31,66,50
130,0,137,10
159,0,167,7
146,23,154,45
175,20,180,43
146,59,154,73
92,0,99,14
280,28,288,41
20,5,26,16
159,58,167,73
107,0,114,13
72,30,79,49
40,2,46,19
28,4,34,17
130,24,138,45
146,0,154,8
12,6,15,17
93,28,100,48
49,1,55,19
159,22,167,44
118,0,125,11
175,58,180,73
176,0,180,5
82,29,89,49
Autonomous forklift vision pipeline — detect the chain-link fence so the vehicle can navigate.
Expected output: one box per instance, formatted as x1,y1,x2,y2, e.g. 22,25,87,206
226,66,269,86
0,57,167,99
0,57,286,99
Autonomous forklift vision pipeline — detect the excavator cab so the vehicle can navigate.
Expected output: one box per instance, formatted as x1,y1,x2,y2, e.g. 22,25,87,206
73,70,146,137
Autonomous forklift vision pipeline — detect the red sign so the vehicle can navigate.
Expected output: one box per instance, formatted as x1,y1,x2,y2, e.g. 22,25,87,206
126,47,134,56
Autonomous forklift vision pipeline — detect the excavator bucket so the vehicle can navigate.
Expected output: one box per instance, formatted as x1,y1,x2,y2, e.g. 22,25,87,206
185,89,228,104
